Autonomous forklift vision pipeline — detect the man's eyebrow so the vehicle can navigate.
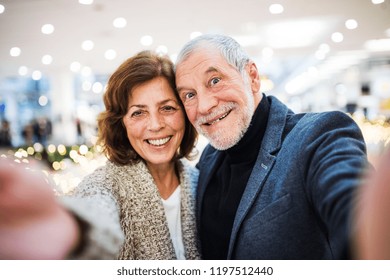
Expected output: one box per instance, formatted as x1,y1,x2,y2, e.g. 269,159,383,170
205,66,220,74
176,67,221,92
176,86,186,93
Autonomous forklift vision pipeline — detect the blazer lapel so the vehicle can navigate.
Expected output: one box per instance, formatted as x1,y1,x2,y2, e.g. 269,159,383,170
227,150,276,258
196,148,224,228
227,96,290,259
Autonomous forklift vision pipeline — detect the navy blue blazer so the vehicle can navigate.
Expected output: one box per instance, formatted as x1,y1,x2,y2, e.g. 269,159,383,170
196,96,368,259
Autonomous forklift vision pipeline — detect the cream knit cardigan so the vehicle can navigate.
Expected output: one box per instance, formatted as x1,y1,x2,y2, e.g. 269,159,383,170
61,159,201,260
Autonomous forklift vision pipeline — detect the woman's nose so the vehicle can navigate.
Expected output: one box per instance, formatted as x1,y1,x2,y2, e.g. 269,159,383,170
147,113,165,131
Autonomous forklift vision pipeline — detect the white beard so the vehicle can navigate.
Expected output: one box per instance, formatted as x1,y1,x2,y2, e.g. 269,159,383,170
196,77,255,150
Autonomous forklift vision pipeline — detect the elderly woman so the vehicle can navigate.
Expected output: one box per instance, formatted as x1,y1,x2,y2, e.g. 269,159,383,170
0,51,200,260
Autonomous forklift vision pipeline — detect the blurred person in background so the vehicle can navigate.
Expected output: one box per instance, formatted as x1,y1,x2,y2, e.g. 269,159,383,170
0,50,200,260
21,122,34,146
0,119,12,148
175,34,369,259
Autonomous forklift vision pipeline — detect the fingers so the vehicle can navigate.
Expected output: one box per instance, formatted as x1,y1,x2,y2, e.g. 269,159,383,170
354,147,390,259
0,158,56,225
0,158,17,182
0,157,51,189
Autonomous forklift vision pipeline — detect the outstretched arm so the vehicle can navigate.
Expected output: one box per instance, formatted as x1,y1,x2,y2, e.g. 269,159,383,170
0,159,80,259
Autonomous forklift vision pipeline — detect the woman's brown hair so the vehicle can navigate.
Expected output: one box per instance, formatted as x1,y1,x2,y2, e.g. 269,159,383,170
97,50,197,165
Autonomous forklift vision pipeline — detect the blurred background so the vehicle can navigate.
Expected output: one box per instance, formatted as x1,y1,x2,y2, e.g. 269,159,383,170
0,0,389,192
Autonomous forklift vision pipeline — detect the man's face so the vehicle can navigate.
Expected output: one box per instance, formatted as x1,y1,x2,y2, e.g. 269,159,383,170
176,47,258,150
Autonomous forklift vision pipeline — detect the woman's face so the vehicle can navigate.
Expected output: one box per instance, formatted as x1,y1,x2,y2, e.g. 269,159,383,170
123,77,185,167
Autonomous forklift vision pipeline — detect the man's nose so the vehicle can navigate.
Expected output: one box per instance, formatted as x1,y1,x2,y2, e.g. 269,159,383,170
197,89,218,115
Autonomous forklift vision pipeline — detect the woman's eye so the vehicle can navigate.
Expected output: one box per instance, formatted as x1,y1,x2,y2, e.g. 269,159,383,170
210,77,221,86
131,111,143,117
162,106,177,112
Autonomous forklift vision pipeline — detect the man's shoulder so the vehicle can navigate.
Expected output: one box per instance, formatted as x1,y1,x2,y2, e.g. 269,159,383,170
297,110,359,132
196,144,220,169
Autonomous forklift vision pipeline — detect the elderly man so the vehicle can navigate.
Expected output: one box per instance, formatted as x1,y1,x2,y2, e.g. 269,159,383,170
175,34,368,259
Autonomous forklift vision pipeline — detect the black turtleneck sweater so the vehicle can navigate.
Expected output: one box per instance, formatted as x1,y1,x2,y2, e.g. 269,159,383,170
200,94,270,259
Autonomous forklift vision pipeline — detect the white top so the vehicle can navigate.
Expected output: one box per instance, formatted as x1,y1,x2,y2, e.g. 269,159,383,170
162,186,185,260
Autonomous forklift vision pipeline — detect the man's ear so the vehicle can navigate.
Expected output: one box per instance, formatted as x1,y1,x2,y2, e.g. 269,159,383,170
247,62,260,93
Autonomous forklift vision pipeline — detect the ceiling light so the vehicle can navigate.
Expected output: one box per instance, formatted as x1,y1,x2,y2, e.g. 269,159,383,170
92,82,103,93
81,66,92,76
41,24,55,34
156,45,168,55
190,32,202,39
315,44,330,60
81,40,94,51
0,4,5,14
269,4,284,14
104,49,117,60
140,35,153,46
315,50,326,60
82,81,92,91
319,43,330,53
331,32,344,43
70,61,81,72
371,0,385,4
113,17,127,28
38,95,48,106
10,47,21,57
18,66,28,76
79,0,93,5
32,70,42,80
345,19,358,30
42,55,53,65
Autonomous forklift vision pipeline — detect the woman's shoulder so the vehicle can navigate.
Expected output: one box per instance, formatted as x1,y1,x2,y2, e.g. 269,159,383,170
73,164,110,195
178,159,199,193
179,159,199,177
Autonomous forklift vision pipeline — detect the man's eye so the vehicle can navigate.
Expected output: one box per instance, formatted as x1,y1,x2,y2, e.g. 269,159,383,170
210,77,221,86
184,92,195,100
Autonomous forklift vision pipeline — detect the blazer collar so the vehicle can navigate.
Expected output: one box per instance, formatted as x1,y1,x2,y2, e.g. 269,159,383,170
196,148,224,225
196,95,292,258
229,96,291,258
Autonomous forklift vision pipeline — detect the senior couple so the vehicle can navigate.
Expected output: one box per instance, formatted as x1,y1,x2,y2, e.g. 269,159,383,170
0,34,385,260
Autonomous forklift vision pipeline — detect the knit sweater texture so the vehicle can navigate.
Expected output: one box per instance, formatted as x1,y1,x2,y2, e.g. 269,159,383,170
61,158,201,260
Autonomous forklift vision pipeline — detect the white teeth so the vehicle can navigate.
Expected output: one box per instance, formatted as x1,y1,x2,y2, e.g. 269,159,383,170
208,112,229,125
147,136,171,146
196,103,236,127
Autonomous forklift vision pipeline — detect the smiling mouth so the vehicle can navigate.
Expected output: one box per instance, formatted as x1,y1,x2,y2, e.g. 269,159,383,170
146,136,172,146
204,110,232,126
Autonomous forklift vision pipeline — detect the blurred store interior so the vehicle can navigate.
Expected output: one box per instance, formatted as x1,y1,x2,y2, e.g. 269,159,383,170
0,0,390,192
